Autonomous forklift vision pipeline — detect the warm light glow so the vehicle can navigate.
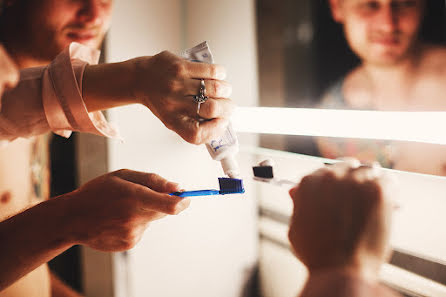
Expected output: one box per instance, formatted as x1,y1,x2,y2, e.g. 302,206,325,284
232,107,446,145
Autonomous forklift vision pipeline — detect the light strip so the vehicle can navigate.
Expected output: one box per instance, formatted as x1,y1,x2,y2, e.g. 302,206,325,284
232,107,446,145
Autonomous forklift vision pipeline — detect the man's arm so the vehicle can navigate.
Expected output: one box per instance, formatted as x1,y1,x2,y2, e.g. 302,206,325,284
1,43,233,144
0,170,189,291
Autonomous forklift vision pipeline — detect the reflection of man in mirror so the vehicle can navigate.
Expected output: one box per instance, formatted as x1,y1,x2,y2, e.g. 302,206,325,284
317,0,446,175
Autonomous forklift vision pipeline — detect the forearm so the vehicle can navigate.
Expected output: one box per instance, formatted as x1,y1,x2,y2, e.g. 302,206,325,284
300,269,401,297
0,43,122,141
82,59,143,112
0,195,75,291
50,271,84,297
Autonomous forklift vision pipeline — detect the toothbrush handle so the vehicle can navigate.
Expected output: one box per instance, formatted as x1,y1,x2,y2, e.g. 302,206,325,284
169,190,220,197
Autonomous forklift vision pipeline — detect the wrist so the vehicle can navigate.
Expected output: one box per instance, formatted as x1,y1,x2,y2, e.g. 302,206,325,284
83,61,140,112
307,264,379,285
303,266,400,297
126,56,152,106
49,192,83,247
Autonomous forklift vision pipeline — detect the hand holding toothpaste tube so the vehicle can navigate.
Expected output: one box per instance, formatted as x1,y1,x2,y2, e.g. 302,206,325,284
131,50,234,144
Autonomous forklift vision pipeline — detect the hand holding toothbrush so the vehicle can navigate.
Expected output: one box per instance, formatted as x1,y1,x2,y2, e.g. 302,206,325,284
62,169,190,252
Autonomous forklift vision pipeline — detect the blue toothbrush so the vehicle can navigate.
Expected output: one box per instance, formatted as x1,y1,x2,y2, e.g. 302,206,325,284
170,178,245,197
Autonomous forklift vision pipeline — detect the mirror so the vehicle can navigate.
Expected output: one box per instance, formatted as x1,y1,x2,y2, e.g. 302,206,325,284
256,0,446,176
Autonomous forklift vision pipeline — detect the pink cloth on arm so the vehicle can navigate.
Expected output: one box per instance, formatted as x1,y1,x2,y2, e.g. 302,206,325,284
0,42,120,142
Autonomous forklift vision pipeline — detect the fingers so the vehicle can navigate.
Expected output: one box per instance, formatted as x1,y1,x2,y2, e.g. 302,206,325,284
171,116,229,145
185,79,232,98
184,60,226,80
196,117,229,144
197,98,235,119
113,169,180,193
111,169,191,215
129,181,190,215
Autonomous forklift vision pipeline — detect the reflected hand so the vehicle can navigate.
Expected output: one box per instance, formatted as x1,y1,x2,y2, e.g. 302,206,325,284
65,169,190,252
288,160,394,281
131,51,234,144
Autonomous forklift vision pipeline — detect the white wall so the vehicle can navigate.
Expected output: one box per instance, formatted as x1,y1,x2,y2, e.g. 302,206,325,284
81,1,259,297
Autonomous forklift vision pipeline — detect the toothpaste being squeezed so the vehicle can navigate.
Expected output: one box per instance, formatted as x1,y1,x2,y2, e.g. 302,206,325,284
182,42,240,178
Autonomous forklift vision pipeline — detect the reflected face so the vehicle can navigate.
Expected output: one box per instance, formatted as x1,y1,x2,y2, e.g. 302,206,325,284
16,0,113,60
332,0,424,65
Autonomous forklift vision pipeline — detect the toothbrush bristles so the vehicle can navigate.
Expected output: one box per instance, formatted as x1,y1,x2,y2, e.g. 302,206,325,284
218,178,245,194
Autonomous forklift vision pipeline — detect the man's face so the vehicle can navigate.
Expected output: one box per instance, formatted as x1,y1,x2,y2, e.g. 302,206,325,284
21,0,113,60
331,0,424,66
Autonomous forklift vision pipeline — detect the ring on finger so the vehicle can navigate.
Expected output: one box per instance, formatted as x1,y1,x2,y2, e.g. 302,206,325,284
192,79,208,114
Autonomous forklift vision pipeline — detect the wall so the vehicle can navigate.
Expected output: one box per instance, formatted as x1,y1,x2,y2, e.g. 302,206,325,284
80,1,259,297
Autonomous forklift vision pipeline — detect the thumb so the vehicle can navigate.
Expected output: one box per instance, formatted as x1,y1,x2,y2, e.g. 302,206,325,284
113,169,181,193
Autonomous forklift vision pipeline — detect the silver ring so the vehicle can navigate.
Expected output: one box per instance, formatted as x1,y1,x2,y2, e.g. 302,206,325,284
193,79,208,114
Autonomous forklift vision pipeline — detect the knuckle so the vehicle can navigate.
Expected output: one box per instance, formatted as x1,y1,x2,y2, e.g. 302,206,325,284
146,172,160,185
165,79,182,94
209,64,218,78
213,81,221,96
113,168,130,177
169,61,187,78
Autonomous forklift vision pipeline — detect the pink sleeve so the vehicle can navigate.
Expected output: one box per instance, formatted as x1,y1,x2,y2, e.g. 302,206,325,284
42,42,120,139
0,42,120,143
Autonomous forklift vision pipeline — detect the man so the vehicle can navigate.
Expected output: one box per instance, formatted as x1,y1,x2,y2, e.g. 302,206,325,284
288,161,401,297
0,0,113,68
317,0,446,175
0,0,232,296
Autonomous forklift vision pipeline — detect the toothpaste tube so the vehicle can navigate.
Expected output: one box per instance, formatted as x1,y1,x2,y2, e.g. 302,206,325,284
182,42,240,178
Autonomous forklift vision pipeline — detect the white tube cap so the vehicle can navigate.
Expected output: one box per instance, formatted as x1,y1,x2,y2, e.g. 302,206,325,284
221,156,240,178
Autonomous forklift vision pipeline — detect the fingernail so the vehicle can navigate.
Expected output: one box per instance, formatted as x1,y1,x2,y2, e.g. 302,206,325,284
179,198,191,209
169,182,180,187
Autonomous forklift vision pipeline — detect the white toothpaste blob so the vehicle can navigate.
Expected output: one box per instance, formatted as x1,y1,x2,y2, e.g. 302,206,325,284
259,159,275,167
183,42,240,178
